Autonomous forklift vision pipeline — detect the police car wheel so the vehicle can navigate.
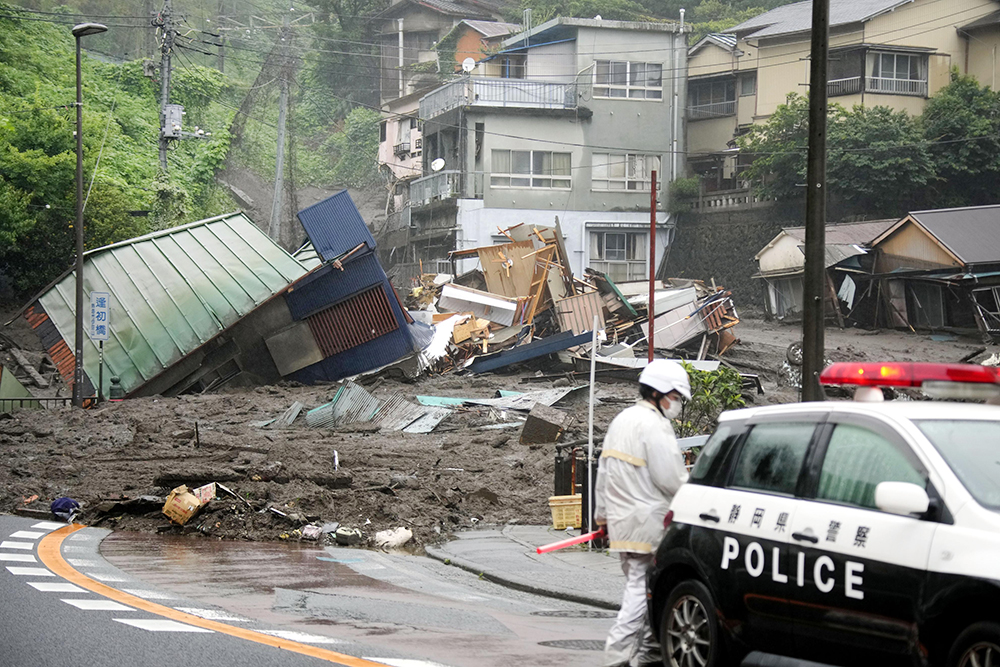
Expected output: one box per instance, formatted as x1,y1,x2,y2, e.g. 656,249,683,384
948,622,1000,667
661,580,721,667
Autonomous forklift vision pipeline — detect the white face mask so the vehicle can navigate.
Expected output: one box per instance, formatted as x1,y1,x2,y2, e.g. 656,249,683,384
661,397,682,420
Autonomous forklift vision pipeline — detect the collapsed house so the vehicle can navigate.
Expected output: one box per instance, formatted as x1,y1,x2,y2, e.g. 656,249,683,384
753,205,1000,340
19,192,420,398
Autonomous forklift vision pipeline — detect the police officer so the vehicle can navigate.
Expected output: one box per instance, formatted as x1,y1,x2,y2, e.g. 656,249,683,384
595,359,691,667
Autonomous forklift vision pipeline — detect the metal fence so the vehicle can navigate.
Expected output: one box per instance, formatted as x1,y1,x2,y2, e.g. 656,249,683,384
420,78,578,119
410,170,463,207
687,100,736,120
866,76,927,96
828,76,862,96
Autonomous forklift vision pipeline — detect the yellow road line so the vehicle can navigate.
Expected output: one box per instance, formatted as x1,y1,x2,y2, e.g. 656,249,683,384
38,524,388,666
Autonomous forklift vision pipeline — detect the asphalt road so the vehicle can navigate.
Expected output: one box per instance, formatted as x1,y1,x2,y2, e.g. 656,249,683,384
0,516,613,667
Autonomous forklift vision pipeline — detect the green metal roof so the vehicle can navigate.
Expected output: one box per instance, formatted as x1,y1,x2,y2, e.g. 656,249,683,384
38,212,309,395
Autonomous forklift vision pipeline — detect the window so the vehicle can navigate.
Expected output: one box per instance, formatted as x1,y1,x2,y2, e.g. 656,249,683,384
589,231,647,281
491,150,571,189
739,73,756,97
817,424,925,510
498,54,525,79
379,122,387,142
917,420,1000,510
867,52,927,96
688,78,736,119
592,153,661,191
690,424,736,482
730,422,815,495
594,60,663,99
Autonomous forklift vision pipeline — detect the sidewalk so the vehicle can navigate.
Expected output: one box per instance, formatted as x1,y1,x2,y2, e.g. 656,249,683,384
425,525,624,610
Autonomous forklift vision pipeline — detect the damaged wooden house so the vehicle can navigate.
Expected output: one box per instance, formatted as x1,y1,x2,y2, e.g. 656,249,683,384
19,192,420,399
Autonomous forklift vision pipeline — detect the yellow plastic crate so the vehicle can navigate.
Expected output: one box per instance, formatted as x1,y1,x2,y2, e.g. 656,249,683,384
548,494,582,530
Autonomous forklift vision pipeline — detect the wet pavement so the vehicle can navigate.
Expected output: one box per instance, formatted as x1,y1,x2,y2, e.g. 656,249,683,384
99,529,618,667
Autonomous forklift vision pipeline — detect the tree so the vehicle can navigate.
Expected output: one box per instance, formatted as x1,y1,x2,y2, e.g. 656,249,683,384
737,93,933,217
920,70,1000,208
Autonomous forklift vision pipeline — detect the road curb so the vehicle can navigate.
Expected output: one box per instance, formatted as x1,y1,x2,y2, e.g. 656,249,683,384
424,545,619,610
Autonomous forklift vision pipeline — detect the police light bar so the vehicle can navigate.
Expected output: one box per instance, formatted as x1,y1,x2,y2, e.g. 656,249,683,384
820,362,1000,400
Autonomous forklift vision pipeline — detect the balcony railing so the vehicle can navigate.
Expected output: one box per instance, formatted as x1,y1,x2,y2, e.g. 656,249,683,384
393,141,411,156
828,76,862,96
866,76,927,96
420,78,578,119
687,100,736,120
410,170,463,207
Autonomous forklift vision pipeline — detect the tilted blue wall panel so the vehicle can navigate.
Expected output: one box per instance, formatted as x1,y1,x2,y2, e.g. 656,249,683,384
286,253,387,321
296,190,376,262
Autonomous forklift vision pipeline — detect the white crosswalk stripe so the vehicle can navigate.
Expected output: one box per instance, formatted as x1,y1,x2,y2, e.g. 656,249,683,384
62,599,135,611
9,531,44,540
31,522,66,531
113,618,213,633
61,546,86,553
0,541,34,550
67,559,99,567
259,630,343,644
174,607,250,622
68,534,93,541
0,553,36,562
28,582,86,593
6,566,53,576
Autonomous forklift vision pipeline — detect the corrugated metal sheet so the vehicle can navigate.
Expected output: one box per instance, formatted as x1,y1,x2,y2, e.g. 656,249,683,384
468,330,593,373
555,291,606,336
370,394,426,431
438,283,518,326
305,381,383,428
296,190,376,262
32,212,307,396
307,285,398,357
403,407,452,433
286,254,389,321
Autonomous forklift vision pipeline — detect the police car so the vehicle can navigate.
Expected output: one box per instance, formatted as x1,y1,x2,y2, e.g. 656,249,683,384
647,362,1000,667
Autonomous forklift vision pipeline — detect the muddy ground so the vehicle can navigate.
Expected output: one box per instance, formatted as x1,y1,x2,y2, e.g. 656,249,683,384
0,313,991,548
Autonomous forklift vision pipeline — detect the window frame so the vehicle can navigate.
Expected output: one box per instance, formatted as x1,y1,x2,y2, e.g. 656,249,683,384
592,152,662,192
801,414,935,513
589,230,648,282
490,149,571,190
687,77,737,120
725,419,824,498
593,60,664,100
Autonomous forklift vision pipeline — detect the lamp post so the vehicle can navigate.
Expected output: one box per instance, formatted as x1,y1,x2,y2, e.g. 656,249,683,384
71,22,107,408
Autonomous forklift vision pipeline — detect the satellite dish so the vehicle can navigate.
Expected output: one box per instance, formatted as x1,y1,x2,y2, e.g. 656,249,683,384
431,158,446,172
462,57,476,73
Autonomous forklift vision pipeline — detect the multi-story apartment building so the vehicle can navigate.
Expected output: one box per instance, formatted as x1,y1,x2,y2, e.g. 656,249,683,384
686,0,1000,192
390,17,688,281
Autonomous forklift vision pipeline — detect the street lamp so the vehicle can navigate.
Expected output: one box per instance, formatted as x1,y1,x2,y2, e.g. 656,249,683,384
71,22,107,408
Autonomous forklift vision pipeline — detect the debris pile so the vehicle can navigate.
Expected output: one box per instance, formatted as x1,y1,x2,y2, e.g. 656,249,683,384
402,222,743,379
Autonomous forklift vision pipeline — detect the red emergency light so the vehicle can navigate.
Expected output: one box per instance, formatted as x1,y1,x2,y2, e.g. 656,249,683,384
820,362,1000,388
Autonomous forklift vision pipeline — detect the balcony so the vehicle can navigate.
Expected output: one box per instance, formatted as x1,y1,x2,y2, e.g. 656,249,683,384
828,76,862,96
866,76,927,97
420,78,578,120
393,141,411,156
410,170,463,207
687,100,736,121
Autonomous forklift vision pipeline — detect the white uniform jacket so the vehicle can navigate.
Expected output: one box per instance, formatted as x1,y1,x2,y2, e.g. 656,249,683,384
594,401,689,553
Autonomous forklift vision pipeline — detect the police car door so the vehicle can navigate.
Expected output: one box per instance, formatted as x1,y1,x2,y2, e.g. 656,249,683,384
698,416,823,653
785,415,940,666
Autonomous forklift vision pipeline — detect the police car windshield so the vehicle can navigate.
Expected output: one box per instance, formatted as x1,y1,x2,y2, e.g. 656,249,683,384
915,420,1000,510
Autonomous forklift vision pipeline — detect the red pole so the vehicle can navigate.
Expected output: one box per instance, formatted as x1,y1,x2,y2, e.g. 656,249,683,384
648,170,657,363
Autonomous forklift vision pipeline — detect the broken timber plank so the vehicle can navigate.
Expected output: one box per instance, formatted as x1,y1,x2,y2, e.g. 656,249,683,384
11,349,48,388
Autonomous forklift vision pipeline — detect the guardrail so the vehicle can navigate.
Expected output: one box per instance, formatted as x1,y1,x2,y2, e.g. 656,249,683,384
410,170,463,207
828,76,862,96
420,78,578,119
687,100,736,120
867,76,927,96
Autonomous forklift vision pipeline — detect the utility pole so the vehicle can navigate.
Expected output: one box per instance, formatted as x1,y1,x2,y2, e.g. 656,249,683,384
801,0,830,401
217,0,225,73
268,15,291,241
157,0,175,172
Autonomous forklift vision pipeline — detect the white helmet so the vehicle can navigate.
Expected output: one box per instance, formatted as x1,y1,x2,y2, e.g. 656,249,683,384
639,359,691,401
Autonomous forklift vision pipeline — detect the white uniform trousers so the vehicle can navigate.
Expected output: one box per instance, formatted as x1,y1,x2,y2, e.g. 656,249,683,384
604,553,660,667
